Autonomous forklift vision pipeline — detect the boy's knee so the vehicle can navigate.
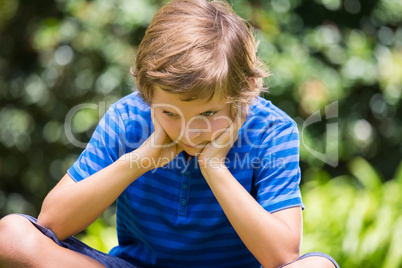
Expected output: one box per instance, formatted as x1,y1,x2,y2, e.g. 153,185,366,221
282,256,336,268
0,214,31,236
0,215,40,256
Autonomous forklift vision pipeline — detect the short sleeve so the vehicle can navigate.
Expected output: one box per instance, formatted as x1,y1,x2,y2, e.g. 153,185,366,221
67,104,126,182
253,119,304,213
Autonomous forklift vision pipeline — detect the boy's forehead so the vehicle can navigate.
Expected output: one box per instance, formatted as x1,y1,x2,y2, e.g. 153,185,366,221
151,87,228,108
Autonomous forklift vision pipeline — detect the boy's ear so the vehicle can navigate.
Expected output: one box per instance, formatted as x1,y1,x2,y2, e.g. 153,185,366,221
250,77,256,87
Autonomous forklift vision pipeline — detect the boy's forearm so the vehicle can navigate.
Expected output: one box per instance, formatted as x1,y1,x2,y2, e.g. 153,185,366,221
38,152,148,241
202,167,301,268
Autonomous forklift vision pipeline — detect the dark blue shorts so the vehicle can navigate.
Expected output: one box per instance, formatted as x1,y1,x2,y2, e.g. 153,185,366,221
21,214,339,268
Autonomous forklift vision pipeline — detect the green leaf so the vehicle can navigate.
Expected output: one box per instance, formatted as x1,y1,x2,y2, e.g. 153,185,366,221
348,157,382,191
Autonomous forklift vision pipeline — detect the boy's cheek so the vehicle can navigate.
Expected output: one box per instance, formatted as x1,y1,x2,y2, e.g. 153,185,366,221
213,116,232,128
210,128,226,141
210,120,231,138
159,121,182,142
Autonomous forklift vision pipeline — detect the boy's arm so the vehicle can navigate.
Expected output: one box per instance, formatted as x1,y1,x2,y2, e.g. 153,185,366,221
201,167,301,268
37,155,147,241
38,111,182,241
198,119,302,268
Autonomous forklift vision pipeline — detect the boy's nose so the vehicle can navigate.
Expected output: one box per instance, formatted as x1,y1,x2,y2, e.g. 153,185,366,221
184,130,202,145
183,117,210,142
184,124,202,141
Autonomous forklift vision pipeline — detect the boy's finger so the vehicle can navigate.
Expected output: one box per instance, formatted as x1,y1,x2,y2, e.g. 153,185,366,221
150,106,160,132
223,112,246,146
210,119,241,148
229,113,245,138
234,106,247,128
150,106,155,125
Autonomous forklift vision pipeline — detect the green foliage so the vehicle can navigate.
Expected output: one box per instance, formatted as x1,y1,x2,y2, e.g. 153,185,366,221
77,217,118,253
302,159,402,267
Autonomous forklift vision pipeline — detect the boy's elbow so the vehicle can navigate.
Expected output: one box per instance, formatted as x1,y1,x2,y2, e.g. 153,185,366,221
37,210,67,241
278,252,300,267
37,210,54,231
260,249,300,268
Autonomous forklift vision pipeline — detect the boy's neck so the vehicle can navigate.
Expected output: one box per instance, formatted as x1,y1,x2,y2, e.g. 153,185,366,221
183,151,194,163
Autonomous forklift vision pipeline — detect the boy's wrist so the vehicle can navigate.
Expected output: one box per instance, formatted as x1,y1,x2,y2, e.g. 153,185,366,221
122,149,154,174
199,158,229,180
199,154,228,169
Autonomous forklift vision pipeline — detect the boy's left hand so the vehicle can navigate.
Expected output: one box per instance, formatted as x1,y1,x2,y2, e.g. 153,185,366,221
198,113,245,172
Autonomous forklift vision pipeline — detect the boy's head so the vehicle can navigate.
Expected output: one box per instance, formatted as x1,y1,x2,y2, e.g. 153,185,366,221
132,0,269,116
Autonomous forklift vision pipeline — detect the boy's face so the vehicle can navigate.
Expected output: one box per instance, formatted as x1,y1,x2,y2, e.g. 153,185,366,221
151,87,233,156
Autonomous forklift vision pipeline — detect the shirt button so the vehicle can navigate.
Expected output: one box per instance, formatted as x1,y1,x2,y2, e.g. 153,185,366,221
184,170,191,176
182,183,189,190
180,199,187,206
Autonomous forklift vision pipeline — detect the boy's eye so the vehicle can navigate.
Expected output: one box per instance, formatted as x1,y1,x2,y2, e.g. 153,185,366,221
163,110,217,117
163,111,177,117
201,111,216,117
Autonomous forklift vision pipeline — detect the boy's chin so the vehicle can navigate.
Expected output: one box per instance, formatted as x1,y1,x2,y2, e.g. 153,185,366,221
181,147,203,157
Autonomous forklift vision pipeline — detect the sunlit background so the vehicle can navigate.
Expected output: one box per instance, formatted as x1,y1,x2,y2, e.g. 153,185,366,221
1,0,402,267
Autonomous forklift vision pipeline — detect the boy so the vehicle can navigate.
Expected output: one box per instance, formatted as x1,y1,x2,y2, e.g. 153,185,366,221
0,0,339,267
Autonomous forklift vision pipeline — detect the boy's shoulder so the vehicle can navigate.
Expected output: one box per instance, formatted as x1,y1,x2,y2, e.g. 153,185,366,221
248,96,296,126
111,91,151,120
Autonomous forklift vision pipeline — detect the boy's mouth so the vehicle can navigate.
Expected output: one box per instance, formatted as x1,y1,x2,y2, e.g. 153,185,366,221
182,142,207,148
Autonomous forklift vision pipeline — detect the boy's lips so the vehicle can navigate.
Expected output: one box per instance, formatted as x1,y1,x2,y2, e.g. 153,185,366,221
183,142,206,148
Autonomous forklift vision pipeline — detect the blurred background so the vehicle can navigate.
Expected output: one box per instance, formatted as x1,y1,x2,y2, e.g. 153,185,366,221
1,0,402,267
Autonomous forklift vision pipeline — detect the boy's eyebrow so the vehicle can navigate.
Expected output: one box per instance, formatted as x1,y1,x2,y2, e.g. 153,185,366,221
161,105,225,114
200,105,225,112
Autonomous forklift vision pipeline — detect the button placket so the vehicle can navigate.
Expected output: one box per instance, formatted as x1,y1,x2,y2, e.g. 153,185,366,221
178,169,191,217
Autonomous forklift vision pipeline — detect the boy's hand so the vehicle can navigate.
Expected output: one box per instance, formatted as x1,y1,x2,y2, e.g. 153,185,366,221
129,107,183,172
198,112,245,172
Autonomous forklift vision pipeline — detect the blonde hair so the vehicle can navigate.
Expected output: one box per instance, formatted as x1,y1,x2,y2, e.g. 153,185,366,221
132,0,269,115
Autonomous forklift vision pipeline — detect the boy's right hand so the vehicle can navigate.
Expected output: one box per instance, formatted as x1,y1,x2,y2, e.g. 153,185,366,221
129,107,183,172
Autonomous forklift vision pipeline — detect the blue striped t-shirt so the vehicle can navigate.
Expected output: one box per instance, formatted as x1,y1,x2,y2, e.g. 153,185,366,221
67,91,304,268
